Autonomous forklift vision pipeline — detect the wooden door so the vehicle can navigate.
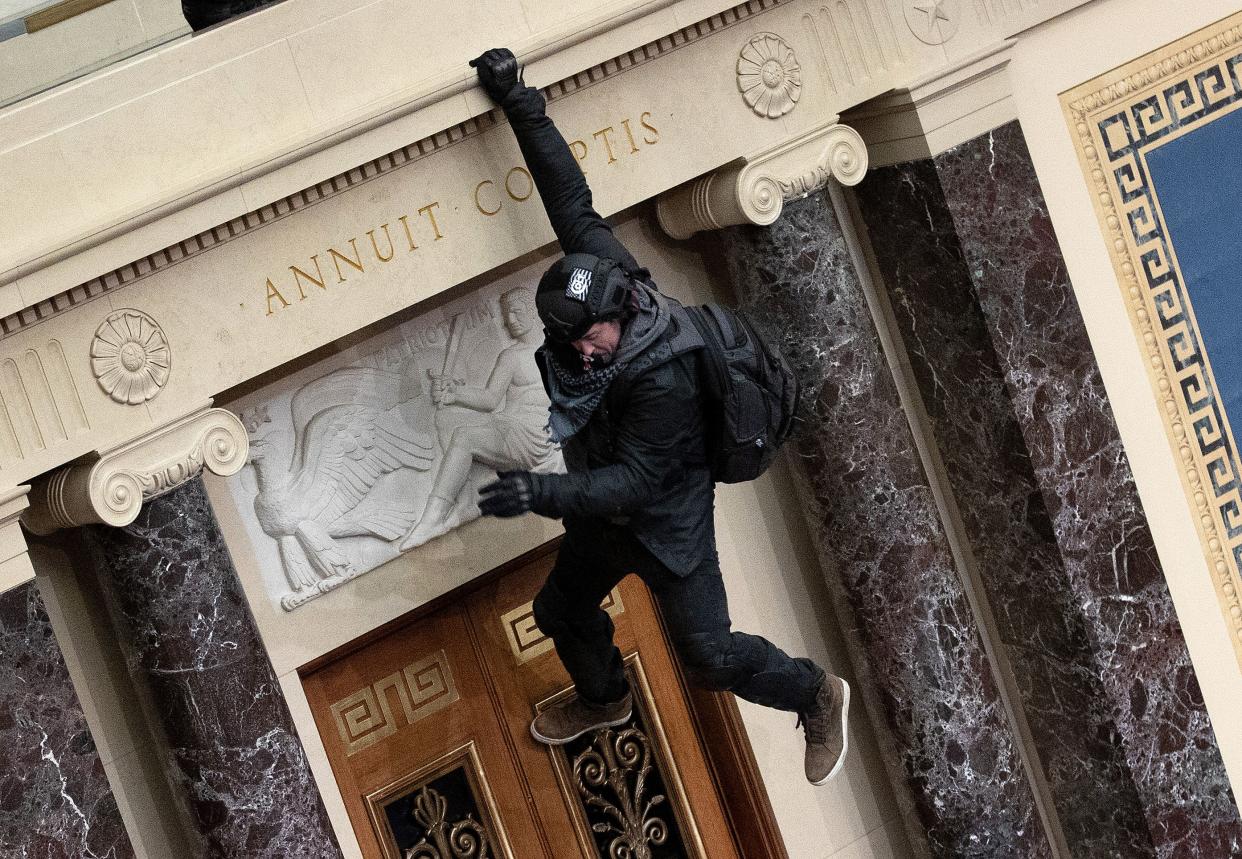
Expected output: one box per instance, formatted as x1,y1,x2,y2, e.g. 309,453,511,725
302,543,745,859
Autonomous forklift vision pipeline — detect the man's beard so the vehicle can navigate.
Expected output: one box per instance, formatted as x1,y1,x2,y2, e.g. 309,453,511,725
585,351,614,370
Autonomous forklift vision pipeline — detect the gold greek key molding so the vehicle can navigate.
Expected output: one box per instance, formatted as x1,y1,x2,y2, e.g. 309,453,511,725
331,649,459,757
499,589,624,664
655,119,868,239
22,406,247,533
1061,12,1242,666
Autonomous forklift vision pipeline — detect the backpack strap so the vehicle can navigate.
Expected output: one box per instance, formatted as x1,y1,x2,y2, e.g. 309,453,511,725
666,303,707,356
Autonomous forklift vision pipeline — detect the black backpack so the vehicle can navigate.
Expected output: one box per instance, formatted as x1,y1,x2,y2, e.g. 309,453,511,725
670,303,801,483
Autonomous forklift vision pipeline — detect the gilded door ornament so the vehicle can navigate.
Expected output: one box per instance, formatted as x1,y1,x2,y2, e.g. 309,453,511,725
737,33,801,119
90,309,170,404
404,785,491,859
573,722,670,858
548,656,702,858
368,744,513,859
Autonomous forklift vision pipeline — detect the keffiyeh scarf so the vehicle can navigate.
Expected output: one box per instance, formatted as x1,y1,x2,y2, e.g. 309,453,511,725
544,284,671,443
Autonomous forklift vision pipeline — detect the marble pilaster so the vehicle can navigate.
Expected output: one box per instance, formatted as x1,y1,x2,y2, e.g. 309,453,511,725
853,120,1242,857
855,155,1152,857
0,579,134,859
713,191,1051,857
79,478,341,858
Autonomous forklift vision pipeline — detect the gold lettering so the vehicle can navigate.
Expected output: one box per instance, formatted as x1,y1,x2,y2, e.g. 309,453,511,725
367,224,396,262
569,139,588,170
418,202,444,241
289,255,326,300
640,111,659,145
264,279,290,315
474,180,502,216
398,215,419,251
505,167,534,202
620,118,641,154
328,238,365,283
592,126,619,164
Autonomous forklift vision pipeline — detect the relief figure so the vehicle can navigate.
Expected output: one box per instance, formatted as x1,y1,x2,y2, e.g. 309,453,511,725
244,367,437,609
400,286,562,550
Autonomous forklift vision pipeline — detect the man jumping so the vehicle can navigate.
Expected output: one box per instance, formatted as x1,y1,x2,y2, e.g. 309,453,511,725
470,48,849,785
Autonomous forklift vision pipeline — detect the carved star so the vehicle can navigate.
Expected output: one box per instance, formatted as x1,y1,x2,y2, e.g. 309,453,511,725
912,0,951,34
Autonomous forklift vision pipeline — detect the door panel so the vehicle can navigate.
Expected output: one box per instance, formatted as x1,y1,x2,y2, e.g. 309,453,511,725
304,604,546,858
303,545,743,859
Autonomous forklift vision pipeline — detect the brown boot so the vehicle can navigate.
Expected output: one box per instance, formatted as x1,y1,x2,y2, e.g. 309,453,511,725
799,675,849,784
530,691,633,746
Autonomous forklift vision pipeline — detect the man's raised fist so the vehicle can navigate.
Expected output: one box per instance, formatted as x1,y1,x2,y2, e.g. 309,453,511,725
469,48,521,103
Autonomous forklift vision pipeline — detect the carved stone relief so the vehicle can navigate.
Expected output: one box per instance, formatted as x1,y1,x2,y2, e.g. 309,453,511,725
90,309,170,404
904,0,960,45
226,277,563,611
737,33,802,118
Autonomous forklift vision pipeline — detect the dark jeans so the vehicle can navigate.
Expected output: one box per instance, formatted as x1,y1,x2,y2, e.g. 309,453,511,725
533,521,825,713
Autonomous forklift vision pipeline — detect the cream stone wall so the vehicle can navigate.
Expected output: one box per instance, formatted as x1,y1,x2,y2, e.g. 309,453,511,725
1004,0,1242,793
200,213,912,859
0,0,188,108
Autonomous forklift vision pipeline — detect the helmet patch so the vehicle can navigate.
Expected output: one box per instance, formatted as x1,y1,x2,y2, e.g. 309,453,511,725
565,267,592,301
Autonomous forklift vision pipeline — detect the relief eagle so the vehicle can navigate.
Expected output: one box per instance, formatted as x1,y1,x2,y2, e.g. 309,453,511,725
243,366,436,609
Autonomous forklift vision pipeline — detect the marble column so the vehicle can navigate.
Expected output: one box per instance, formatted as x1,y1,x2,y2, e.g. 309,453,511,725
79,478,341,858
0,579,134,858
853,121,1242,857
713,191,1052,857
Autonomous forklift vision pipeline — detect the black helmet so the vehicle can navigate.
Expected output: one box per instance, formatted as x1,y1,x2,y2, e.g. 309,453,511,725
536,253,632,343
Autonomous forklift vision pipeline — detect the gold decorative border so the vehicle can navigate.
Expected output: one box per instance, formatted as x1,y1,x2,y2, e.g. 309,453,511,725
1061,12,1242,667
499,587,624,664
537,652,708,859
329,649,459,756
364,740,515,859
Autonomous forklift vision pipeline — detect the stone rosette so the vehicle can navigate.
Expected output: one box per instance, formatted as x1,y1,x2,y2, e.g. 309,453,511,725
737,33,801,119
91,309,171,404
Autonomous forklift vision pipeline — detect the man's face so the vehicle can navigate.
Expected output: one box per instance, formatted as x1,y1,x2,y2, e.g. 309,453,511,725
571,319,623,370
501,296,531,338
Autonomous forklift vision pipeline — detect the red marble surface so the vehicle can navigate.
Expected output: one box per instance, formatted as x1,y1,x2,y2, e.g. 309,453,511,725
0,580,134,859
714,192,1052,857
81,479,342,858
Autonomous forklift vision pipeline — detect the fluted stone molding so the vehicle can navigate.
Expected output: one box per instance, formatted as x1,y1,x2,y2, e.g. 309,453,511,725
0,487,34,594
656,120,868,240
24,406,248,535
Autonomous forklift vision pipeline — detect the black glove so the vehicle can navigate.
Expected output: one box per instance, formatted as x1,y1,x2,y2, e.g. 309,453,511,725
469,48,522,104
478,471,535,518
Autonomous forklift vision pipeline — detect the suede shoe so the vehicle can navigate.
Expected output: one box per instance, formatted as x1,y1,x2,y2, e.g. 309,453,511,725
799,675,850,784
530,691,632,746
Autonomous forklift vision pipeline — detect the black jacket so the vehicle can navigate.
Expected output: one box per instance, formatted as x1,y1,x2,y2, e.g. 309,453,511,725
499,84,715,576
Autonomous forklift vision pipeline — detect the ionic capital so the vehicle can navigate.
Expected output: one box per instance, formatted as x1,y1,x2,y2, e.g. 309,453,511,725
23,406,248,534
656,120,868,240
